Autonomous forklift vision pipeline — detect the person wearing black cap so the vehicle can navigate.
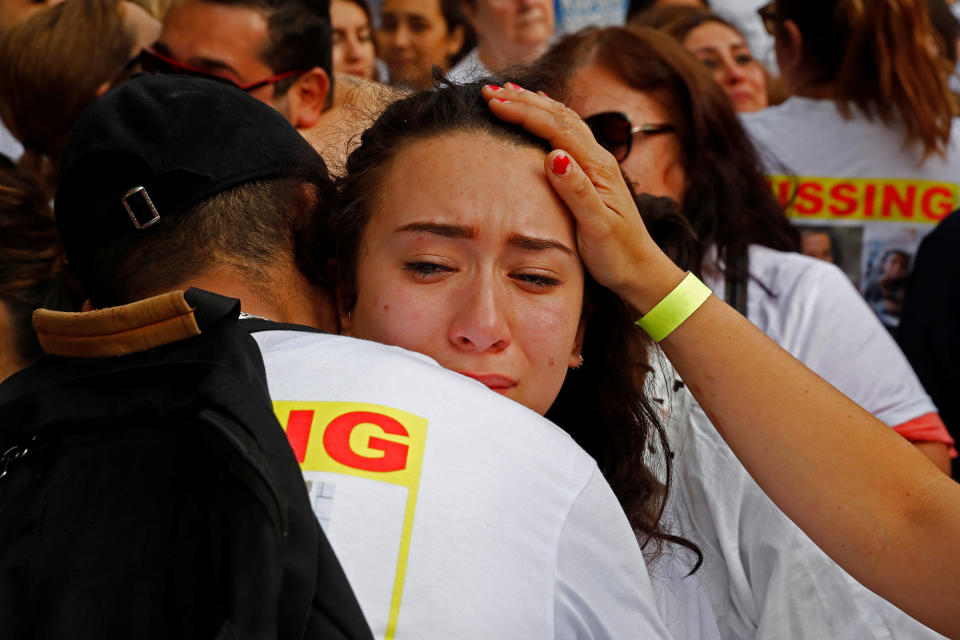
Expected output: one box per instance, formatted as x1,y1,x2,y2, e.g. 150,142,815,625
51,73,677,639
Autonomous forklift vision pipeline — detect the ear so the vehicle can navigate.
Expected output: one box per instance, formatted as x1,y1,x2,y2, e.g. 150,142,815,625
567,316,587,369
331,263,355,336
336,292,353,336
446,25,466,59
774,19,805,88
286,67,330,129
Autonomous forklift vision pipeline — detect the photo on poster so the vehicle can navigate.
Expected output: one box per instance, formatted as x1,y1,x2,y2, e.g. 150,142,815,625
859,225,929,330
798,224,864,284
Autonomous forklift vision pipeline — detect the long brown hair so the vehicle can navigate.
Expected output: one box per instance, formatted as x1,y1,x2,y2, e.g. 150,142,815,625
776,0,955,158
325,79,702,570
519,26,799,284
0,0,134,159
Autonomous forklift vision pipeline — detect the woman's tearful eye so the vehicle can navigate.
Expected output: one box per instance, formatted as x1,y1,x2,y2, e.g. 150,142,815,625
513,272,562,290
403,260,457,280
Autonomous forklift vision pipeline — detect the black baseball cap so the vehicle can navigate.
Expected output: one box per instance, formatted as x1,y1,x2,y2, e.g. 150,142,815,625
54,73,329,275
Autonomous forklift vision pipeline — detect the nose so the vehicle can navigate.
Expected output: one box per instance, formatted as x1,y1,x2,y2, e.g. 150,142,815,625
344,38,361,61
723,59,747,85
393,24,411,49
448,277,511,353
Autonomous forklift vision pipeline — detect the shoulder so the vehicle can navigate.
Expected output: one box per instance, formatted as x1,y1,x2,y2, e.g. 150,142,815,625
746,245,854,303
252,330,599,485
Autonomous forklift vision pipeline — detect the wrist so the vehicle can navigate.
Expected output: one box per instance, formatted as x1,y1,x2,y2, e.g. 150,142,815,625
635,272,712,342
617,256,688,315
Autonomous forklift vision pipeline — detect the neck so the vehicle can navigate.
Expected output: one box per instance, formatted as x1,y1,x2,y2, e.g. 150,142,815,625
166,265,339,332
787,68,838,101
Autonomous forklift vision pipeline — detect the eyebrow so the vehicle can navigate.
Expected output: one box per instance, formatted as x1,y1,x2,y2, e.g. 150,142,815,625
508,233,574,255
394,223,574,254
395,222,477,239
694,41,749,54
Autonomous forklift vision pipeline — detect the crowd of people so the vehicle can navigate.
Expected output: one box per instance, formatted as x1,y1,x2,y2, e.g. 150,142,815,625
1,0,959,638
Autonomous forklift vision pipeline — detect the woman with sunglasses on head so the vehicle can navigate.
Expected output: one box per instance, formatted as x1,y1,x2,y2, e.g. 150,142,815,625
743,0,960,334
517,25,953,639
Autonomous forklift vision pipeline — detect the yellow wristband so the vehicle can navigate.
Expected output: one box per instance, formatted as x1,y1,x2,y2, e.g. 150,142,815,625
635,272,712,342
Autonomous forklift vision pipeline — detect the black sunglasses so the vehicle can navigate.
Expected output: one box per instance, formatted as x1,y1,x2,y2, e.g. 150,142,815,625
584,111,676,163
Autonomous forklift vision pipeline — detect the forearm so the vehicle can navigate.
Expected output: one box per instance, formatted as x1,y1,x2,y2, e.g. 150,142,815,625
654,291,960,637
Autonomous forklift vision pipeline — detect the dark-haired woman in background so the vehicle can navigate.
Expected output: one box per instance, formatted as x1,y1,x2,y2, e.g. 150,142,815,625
331,0,378,81
520,25,953,638
378,0,475,90
631,6,781,112
742,0,960,334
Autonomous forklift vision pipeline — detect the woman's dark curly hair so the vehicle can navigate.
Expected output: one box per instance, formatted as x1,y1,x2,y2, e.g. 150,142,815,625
517,26,799,286
322,78,702,570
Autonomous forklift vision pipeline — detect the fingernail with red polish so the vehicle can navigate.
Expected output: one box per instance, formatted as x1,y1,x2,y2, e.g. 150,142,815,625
506,82,523,90
552,153,571,176
496,98,509,103
485,84,502,91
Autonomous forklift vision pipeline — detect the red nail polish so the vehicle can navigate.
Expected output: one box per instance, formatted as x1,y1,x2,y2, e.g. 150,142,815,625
485,84,502,91
496,98,509,103
552,153,571,176
506,82,523,90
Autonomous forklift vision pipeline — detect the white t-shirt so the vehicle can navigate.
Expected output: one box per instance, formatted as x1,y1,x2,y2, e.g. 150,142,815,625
706,245,939,430
0,120,23,162
741,97,960,330
447,49,490,84
649,246,947,639
647,540,723,640
666,412,948,640
251,329,674,640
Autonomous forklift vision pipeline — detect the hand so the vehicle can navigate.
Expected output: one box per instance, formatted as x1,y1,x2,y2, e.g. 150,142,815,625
481,83,685,313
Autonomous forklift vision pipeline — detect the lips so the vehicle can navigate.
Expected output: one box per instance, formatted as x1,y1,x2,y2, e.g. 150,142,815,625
457,372,517,392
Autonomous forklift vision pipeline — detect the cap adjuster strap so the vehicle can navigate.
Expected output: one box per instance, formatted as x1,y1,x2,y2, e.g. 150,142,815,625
122,185,160,230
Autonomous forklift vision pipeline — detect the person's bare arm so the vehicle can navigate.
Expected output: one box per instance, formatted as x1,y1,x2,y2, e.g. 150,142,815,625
483,83,960,638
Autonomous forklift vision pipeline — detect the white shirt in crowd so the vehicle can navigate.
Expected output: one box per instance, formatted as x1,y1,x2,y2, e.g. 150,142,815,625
446,48,490,84
251,328,675,640
742,98,960,330
0,120,23,162
654,246,947,639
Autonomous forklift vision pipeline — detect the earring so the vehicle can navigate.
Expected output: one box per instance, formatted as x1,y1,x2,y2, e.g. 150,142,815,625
572,354,584,370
